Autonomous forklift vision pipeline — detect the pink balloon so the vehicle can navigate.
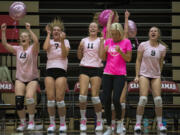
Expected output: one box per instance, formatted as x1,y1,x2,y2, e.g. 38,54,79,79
128,20,137,38
9,2,26,21
98,9,113,27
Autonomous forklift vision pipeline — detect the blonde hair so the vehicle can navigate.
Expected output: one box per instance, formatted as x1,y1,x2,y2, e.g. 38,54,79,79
20,31,31,39
111,23,124,39
150,26,168,49
50,17,64,32
93,12,101,24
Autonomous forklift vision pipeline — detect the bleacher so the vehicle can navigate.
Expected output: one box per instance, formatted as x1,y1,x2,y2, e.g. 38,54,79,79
0,0,180,132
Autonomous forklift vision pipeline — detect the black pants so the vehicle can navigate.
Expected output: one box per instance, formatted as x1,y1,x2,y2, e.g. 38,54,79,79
102,74,126,126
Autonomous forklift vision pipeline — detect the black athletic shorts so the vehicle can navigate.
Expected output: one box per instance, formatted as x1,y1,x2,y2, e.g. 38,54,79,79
79,66,103,78
46,68,67,79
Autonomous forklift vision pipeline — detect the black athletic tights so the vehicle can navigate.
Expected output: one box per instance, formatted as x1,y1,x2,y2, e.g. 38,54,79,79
102,74,126,126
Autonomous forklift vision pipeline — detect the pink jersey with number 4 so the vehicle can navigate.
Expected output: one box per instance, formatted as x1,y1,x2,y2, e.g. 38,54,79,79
12,45,39,82
104,38,132,75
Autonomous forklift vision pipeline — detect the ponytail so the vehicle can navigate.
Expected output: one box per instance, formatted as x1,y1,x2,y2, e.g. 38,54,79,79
157,39,168,50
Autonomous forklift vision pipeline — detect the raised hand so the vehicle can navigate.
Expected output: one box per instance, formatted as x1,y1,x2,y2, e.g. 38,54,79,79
109,10,114,19
46,24,51,34
60,32,66,42
125,10,130,18
25,22,31,30
1,23,7,31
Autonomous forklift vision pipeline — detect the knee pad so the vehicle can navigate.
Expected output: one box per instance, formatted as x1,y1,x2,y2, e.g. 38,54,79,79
121,103,126,109
26,98,35,105
15,96,24,110
111,104,115,110
47,100,55,107
91,96,101,105
79,95,87,103
138,96,148,106
154,96,162,107
57,100,65,108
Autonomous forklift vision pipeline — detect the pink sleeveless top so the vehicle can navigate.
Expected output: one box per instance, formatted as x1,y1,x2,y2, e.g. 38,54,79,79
80,37,103,67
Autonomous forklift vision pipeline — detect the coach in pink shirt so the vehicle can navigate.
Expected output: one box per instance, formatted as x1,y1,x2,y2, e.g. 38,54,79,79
101,10,130,132
134,26,167,132
99,22,132,135
1,22,39,131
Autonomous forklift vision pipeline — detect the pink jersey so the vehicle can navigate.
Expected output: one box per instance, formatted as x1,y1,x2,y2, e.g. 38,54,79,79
80,37,103,67
12,45,39,82
104,38,132,75
138,41,166,78
46,39,70,71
